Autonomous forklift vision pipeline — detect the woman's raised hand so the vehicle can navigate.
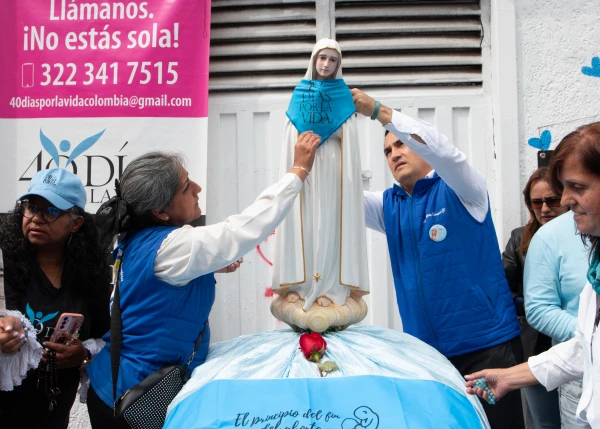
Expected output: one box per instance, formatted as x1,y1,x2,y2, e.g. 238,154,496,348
215,258,244,273
290,131,321,181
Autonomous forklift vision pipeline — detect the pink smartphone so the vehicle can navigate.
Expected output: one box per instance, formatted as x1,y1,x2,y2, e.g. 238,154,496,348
48,313,84,344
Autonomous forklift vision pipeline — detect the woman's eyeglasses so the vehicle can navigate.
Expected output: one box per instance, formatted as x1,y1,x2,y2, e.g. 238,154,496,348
526,197,562,209
19,201,65,223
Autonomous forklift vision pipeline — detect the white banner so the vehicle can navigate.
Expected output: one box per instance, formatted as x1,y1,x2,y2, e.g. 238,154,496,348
0,0,211,213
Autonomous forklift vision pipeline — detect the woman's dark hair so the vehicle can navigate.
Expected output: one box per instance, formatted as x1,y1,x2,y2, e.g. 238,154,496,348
0,203,110,301
97,151,184,247
519,167,552,254
549,121,600,258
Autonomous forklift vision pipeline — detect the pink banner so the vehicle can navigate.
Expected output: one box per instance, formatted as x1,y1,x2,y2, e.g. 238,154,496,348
0,0,210,118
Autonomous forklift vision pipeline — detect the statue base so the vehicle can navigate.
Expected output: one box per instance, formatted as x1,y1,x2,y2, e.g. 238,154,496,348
270,291,368,333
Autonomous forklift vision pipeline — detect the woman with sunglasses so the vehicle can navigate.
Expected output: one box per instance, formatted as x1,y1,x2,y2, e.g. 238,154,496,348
522,172,590,428
467,123,600,428
0,168,111,429
503,167,583,428
503,168,569,356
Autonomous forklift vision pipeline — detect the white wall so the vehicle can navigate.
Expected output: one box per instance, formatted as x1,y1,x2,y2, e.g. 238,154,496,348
515,0,600,224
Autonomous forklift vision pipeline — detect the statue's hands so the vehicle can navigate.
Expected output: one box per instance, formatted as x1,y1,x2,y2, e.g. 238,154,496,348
215,258,243,273
290,131,321,181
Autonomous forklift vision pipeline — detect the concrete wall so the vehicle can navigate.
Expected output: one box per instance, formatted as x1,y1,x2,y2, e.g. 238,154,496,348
515,0,600,223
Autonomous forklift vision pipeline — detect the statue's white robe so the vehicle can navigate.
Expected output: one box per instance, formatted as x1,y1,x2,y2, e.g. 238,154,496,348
272,39,369,310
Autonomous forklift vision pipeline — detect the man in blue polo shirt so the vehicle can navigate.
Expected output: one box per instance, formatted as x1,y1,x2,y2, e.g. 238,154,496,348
352,89,523,428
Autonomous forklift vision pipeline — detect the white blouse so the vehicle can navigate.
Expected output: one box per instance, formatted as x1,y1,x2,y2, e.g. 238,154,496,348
154,173,303,286
529,282,599,428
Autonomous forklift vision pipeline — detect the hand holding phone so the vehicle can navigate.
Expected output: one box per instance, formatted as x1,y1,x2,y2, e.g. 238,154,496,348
48,313,84,344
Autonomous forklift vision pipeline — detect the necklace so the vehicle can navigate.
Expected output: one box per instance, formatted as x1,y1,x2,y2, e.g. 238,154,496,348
50,268,62,288
46,261,64,289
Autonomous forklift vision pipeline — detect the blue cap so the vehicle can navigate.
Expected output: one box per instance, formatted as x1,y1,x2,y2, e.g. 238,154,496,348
19,168,86,210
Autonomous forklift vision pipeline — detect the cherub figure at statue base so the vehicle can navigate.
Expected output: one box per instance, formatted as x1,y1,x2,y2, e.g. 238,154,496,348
284,291,331,307
270,291,368,333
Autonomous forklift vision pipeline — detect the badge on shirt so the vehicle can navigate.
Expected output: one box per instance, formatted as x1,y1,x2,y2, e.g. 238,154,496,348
429,225,447,242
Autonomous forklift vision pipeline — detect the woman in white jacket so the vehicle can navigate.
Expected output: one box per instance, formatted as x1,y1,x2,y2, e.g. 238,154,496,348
466,122,600,428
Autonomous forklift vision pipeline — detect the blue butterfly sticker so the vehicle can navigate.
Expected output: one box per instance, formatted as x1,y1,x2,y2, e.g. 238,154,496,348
65,129,106,167
528,129,552,150
40,129,61,168
39,129,106,168
582,57,600,78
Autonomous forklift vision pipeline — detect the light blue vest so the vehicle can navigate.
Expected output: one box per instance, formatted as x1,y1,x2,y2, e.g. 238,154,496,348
88,226,216,407
383,174,519,358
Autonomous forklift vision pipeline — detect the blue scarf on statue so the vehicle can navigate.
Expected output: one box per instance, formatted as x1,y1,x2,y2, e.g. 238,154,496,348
286,79,355,145
588,249,600,295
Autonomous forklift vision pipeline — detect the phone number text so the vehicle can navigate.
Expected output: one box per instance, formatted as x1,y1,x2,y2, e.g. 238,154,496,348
39,61,179,86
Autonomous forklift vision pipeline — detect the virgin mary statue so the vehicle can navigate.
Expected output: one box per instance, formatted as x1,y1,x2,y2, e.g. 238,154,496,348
271,39,369,330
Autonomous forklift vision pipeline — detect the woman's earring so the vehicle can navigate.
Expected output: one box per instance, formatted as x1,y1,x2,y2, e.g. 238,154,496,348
164,215,169,221
67,234,73,247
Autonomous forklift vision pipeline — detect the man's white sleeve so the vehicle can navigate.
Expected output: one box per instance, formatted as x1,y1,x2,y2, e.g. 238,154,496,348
363,190,385,233
384,111,488,222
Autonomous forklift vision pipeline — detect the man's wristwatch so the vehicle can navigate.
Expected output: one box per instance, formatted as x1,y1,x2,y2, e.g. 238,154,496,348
80,348,92,368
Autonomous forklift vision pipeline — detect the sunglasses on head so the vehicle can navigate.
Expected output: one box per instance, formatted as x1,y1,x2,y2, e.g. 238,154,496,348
526,197,562,210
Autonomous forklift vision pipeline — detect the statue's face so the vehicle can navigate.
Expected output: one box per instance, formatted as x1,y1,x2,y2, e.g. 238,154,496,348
314,48,339,80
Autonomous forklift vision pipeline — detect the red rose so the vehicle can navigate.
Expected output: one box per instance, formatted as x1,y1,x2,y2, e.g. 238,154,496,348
299,332,327,362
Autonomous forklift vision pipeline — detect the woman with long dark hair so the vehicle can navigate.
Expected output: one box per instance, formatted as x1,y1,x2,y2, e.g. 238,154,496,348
0,168,111,428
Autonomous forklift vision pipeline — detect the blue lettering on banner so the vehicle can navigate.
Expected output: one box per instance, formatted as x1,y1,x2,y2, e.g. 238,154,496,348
18,129,130,205
164,375,484,429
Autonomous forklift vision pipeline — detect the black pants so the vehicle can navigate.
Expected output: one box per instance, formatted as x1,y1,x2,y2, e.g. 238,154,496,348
450,335,525,429
87,385,130,429
0,368,78,429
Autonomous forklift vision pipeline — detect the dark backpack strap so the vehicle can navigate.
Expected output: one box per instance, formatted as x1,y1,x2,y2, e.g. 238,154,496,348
186,321,208,367
110,250,124,411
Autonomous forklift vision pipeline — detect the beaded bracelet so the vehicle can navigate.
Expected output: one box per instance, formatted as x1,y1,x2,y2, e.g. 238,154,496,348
473,378,496,404
292,166,310,176
370,101,381,120
20,318,29,341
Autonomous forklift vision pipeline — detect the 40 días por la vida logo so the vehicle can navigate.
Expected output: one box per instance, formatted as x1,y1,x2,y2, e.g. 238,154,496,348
20,128,129,204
